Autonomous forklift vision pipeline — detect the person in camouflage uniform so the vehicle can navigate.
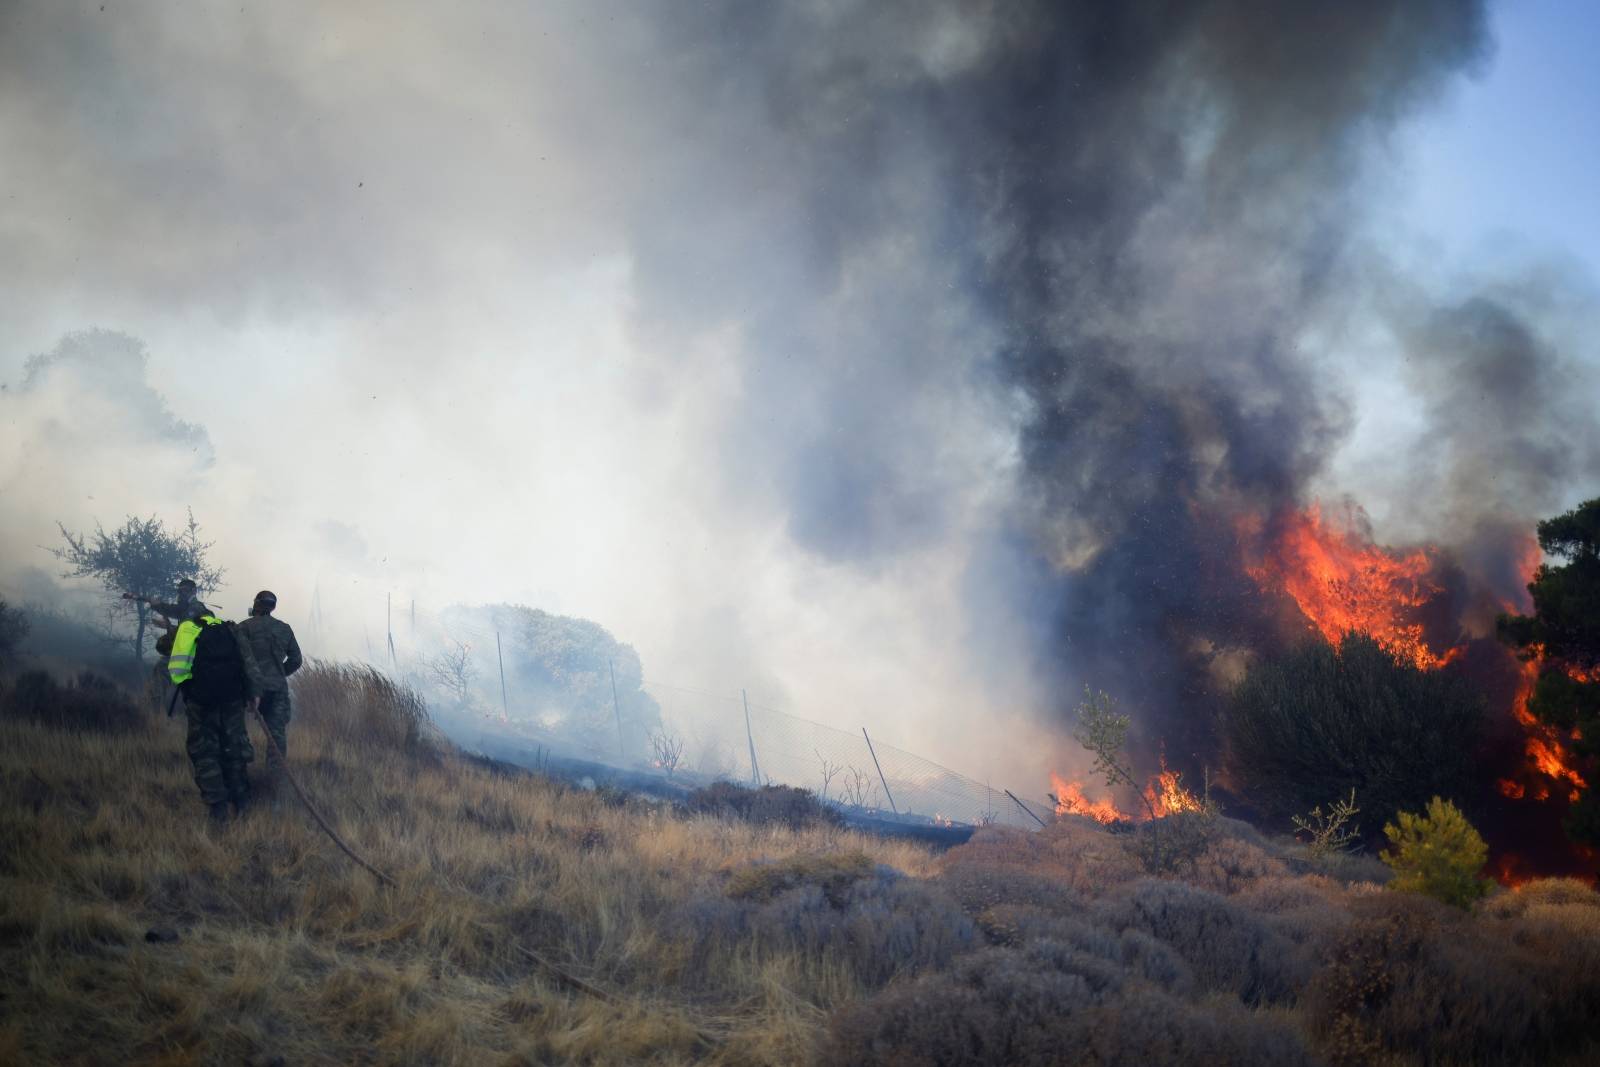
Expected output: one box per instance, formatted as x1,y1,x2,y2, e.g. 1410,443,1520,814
125,578,197,714
139,577,200,623
169,600,266,823
238,590,302,768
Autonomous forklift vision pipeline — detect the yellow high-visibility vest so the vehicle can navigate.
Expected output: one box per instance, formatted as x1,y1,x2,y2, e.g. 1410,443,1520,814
167,615,221,685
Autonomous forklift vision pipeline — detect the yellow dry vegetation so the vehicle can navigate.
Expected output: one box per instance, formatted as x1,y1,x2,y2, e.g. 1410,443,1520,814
0,664,935,1066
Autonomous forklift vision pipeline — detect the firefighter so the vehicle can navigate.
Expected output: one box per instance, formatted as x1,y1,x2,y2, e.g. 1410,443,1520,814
238,590,302,772
168,600,265,823
123,578,196,713
131,577,199,624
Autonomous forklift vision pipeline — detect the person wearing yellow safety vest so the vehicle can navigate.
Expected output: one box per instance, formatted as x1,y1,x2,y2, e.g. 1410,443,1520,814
169,600,266,824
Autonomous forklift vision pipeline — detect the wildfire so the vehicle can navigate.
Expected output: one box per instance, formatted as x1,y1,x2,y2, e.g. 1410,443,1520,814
1241,503,1453,670
1497,655,1589,804
1052,773,1127,824
1051,758,1203,824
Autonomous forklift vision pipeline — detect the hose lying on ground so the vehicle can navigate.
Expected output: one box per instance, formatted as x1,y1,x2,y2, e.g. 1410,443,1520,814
247,704,624,1007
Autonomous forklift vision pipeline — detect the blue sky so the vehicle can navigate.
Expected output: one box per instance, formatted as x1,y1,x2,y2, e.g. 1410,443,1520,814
1399,0,1599,274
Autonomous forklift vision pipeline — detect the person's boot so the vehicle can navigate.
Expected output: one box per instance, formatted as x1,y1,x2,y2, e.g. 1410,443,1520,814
208,801,230,825
231,790,251,820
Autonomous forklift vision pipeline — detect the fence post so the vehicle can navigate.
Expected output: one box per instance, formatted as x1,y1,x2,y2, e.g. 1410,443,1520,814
609,660,626,762
861,728,898,815
1004,789,1046,828
387,593,397,667
742,689,762,787
495,630,510,722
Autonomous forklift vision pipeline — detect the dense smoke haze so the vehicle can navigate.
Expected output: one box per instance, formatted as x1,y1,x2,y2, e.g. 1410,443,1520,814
3,1,1597,786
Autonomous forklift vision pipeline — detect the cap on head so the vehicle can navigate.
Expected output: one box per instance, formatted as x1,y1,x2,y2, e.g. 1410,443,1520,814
253,590,277,611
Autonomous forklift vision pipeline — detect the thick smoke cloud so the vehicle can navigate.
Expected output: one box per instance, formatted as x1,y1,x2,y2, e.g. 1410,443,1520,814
3,1,1593,789
605,1,1497,765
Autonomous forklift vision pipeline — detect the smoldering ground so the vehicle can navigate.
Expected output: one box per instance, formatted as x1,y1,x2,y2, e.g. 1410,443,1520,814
2,1,1597,784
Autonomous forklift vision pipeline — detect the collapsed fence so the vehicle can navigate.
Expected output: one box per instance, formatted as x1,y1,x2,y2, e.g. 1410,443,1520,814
310,589,1047,830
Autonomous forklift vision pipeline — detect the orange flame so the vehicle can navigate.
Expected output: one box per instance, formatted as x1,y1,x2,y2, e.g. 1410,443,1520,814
1051,757,1202,824
1503,654,1589,804
1051,773,1128,824
1241,503,1453,670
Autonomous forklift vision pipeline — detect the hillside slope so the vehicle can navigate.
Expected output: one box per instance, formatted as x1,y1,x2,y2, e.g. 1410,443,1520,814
3,663,1599,1066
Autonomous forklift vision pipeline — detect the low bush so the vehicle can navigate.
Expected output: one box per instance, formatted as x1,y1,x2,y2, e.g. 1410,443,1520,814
0,596,28,665
0,670,139,733
939,822,1143,898
679,858,974,991
823,941,1317,1066
1381,796,1489,908
725,851,875,904
1189,836,1288,895
1095,878,1308,1004
680,780,844,831
1480,876,1600,920
1305,891,1600,1066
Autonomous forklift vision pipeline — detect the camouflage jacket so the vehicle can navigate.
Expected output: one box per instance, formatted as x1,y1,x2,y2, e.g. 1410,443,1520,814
238,615,303,692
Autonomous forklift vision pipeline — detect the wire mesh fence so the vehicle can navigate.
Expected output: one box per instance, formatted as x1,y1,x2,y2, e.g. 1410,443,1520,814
308,588,1045,830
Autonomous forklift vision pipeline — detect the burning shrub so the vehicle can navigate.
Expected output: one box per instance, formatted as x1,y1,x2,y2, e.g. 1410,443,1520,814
1095,879,1308,1005
1223,633,1483,833
1,670,140,733
680,780,843,831
1381,796,1490,909
823,941,1317,1067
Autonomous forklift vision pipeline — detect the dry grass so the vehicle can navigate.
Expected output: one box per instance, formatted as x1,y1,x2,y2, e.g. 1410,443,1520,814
5,661,1600,1065
0,663,940,1065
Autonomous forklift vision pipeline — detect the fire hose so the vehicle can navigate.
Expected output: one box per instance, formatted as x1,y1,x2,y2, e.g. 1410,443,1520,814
244,703,624,1007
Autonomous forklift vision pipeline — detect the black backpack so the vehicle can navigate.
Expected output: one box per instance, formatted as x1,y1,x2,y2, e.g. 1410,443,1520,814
189,619,247,704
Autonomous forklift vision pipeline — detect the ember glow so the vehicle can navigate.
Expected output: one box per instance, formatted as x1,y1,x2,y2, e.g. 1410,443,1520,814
1241,503,1456,670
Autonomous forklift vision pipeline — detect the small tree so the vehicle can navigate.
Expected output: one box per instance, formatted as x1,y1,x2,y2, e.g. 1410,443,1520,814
650,729,686,777
1292,790,1362,858
0,597,30,665
50,511,222,663
1224,634,1484,836
1381,796,1489,908
1498,497,1600,844
426,640,476,706
816,749,842,802
840,766,879,810
1073,687,1218,873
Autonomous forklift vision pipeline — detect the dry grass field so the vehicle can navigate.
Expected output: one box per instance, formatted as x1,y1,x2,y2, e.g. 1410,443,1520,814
3,662,1599,1065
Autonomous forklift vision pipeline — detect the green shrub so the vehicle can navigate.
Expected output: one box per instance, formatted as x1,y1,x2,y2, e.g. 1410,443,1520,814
1381,796,1489,908
1223,634,1483,833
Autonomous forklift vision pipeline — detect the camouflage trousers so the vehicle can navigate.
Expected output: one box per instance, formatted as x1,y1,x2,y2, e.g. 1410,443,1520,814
258,689,292,766
184,698,254,807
